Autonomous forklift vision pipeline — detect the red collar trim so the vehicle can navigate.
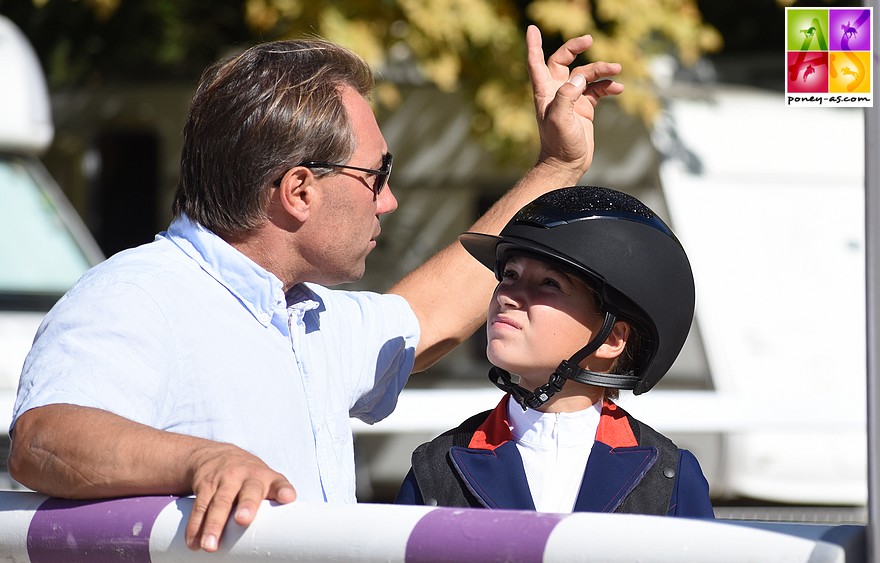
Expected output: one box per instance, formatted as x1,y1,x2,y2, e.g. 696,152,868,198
468,396,512,450
596,399,638,447
468,396,637,450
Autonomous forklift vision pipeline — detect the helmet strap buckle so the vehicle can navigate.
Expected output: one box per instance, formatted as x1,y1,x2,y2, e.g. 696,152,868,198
488,367,566,411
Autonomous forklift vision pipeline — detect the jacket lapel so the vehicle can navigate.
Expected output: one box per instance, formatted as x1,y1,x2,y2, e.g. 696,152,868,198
574,400,659,513
449,441,536,510
447,396,535,510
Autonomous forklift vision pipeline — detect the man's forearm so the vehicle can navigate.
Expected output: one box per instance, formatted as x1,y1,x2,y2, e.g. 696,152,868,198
8,403,200,498
10,402,297,553
467,160,585,236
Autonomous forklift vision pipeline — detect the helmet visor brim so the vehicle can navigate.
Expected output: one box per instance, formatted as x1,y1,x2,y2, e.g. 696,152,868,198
460,231,602,285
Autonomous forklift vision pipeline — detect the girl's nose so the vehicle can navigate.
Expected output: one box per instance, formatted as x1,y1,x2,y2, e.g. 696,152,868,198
495,285,522,308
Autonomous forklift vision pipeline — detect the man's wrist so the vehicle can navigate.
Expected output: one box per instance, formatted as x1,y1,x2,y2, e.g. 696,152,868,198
530,158,587,186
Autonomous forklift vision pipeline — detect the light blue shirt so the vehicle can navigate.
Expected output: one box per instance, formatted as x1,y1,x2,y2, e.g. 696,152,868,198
12,214,420,503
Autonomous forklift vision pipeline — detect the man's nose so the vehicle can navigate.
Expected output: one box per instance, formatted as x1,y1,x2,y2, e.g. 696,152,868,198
377,182,398,214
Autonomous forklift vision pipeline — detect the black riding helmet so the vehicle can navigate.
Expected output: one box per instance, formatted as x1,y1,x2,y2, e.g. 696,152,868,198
460,186,694,408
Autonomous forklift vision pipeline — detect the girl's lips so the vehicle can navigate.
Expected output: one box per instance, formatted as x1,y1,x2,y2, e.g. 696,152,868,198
491,314,521,330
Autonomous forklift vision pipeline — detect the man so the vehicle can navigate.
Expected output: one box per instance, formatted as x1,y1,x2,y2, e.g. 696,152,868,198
8,25,622,552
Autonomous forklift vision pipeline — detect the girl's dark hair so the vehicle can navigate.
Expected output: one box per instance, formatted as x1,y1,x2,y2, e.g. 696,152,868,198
577,274,645,402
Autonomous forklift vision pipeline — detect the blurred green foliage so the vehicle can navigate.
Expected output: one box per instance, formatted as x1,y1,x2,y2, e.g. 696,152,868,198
3,0,722,162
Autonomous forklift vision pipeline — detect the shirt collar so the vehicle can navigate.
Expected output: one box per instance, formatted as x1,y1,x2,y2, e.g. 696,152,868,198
164,214,287,325
507,395,602,448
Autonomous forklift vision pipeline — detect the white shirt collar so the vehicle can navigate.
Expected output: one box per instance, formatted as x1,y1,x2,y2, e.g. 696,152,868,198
165,213,288,326
507,395,602,448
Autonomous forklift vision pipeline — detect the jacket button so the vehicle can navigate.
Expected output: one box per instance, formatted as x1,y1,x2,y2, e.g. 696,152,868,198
426,498,438,506
663,467,676,479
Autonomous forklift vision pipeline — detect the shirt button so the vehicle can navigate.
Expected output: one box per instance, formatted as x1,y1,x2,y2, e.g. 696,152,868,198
258,312,270,323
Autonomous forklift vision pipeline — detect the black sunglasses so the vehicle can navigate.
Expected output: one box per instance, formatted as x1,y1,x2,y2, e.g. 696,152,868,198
293,152,393,200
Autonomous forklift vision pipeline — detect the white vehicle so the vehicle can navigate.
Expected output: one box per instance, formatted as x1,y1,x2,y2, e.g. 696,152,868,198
0,15,103,480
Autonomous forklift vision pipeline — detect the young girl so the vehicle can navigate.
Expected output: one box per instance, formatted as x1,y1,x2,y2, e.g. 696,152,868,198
395,185,714,517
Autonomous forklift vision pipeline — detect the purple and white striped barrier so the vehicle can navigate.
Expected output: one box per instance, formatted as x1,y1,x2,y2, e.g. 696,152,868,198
0,491,862,562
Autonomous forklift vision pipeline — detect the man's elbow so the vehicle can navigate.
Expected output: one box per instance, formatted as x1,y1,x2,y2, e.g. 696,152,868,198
8,413,40,490
8,408,64,496
7,445,32,491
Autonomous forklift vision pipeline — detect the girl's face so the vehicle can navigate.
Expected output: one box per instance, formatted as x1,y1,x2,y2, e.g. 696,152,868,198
486,255,608,390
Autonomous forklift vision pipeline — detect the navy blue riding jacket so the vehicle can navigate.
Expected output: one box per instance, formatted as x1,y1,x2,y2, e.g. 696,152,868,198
395,396,714,517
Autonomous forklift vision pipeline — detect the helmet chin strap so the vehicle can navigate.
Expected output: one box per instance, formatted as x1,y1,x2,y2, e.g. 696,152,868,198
488,312,618,411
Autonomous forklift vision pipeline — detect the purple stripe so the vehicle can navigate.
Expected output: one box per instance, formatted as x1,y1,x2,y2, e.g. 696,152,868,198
27,496,175,563
405,508,565,562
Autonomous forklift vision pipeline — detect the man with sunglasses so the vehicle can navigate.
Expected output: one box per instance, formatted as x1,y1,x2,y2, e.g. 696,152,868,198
8,26,622,553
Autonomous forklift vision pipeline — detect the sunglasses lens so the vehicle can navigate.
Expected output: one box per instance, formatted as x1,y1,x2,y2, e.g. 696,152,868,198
375,153,392,196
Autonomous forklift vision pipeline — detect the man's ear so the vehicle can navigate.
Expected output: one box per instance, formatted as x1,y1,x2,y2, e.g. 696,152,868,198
274,167,315,222
595,320,630,361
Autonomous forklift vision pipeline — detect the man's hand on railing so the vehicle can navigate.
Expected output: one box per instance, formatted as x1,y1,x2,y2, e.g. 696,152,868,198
185,442,297,552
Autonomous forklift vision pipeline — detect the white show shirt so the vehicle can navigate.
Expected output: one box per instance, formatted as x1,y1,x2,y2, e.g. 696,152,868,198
507,396,601,513
12,214,420,503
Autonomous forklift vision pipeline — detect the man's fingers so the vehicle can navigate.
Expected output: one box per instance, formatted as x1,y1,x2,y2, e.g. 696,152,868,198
232,477,289,526
527,24,623,110
525,25,543,65
570,61,622,84
584,79,625,101
559,61,624,108
526,25,549,92
270,478,297,504
184,444,293,552
197,485,238,552
554,74,622,107
559,74,587,93
185,489,213,551
546,35,595,79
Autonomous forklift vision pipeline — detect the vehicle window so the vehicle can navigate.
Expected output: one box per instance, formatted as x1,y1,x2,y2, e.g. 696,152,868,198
0,156,94,294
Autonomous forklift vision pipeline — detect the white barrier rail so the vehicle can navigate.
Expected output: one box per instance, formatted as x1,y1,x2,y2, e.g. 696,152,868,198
0,491,865,562
352,389,867,434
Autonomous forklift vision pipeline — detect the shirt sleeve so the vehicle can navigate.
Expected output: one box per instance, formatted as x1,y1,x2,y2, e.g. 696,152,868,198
11,275,175,434
350,291,420,423
307,285,420,425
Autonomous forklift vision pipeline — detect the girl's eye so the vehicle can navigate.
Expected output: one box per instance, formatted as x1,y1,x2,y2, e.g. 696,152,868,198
501,269,518,280
543,278,562,289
